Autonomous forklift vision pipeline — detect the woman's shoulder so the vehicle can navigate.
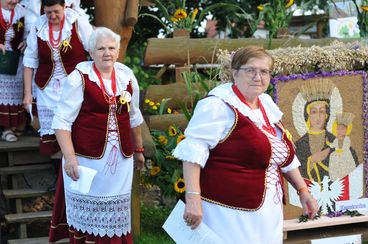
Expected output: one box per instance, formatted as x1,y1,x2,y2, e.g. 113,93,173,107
75,61,93,74
115,62,135,76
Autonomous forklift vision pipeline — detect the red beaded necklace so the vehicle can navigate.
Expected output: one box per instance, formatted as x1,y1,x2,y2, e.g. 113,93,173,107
232,84,276,136
48,15,65,48
93,63,117,105
0,4,15,31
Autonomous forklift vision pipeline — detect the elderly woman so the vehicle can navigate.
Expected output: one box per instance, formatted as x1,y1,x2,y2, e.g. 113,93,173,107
173,46,318,243
22,0,92,156
51,27,144,243
0,0,26,142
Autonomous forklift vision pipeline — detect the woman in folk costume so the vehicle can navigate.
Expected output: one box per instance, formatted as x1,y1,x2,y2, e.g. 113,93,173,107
0,0,26,142
173,46,318,244
22,0,92,156
52,27,144,243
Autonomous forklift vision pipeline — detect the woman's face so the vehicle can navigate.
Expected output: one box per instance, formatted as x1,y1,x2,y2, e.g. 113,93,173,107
90,37,119,71
44,4,65,26
1,0,18,10
232,57,272,99
309,102,328,131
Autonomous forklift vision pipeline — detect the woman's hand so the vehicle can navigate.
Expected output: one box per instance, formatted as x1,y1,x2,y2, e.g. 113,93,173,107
17,40,27,53
64,155,79,181
22,92,33,110
310,148,330,164
0,44,5,55
134,152,144,170
183,194,202,229
299,191,319,219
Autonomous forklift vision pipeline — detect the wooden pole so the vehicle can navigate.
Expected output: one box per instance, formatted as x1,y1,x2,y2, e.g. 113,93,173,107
94,0,134,61
144,37,359,65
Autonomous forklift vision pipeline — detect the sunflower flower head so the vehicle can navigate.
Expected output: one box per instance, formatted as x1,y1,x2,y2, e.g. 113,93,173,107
150,166,161,176
144,99,150,104
168,126,177,136
361,5,368,11
149,101,155,106
152,105,158,110
174,8,187,19
176,134,186,144
257,5,264,11
158,135,168,145
285,0,294,9
174,178,185,193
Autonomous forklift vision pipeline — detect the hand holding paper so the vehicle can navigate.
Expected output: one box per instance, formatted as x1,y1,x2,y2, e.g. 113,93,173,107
69,166,97,194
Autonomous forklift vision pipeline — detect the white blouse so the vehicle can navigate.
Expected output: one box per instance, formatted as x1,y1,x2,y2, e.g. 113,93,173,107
173,82,300,172
52,61,143,131
23,7,92,69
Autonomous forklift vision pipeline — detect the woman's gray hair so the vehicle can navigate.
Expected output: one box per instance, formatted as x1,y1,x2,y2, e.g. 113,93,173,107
88,27,121,52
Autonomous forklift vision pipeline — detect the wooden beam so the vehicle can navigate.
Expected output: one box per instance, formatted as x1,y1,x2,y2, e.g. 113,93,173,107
144,37,359,66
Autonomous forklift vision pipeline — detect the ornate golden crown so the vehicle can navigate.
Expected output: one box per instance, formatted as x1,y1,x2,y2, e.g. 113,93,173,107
299,78,335,102
335,112,355,126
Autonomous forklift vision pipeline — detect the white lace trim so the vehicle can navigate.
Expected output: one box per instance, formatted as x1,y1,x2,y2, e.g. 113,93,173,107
65,190,131,237
37,105,55,136
0,70,23,105
172,138,209,167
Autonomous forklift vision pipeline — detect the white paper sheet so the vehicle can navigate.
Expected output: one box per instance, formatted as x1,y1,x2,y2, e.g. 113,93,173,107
27,104,33,122
69,165,97,194
162,200,225,244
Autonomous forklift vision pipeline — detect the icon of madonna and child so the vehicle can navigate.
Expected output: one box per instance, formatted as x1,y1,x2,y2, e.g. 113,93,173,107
285,78,364,215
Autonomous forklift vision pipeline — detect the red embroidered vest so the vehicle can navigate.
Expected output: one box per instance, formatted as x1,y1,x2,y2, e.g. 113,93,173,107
200,105,295,210
71,72,134,158
35,21,87,89
0,17,24,50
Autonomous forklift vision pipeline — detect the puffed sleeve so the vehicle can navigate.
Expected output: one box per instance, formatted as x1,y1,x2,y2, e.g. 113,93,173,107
281,155,301,173
76,14,93,51
172,96,235,167
51,70,84,131
23,25,38,68
129,73,144,128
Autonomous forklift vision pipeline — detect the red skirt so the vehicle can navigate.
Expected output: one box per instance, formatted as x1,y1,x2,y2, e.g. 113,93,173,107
40,134,60,156
68,228,133,244
0,104,24,128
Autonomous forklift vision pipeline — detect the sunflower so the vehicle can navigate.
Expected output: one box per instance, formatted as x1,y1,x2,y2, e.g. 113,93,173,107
152,105,158,110
285,0,294,9
257,5,264,11
158,135,168,145
167,108,172,114
150,166,160,176
174,8,187,19
170,17,179,22
174,178,185,193
149,101,155,106
361,5,368,11
144,99,150,104
168,126,177,136
176,134,186,144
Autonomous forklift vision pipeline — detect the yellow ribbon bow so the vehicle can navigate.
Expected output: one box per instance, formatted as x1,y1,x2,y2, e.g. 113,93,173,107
17,21,23,31
61,40,72,53
119,97,131,113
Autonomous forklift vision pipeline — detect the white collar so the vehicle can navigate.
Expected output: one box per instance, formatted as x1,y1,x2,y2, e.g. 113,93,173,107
209,83,283,128
75,61,134,91
35,8,78,42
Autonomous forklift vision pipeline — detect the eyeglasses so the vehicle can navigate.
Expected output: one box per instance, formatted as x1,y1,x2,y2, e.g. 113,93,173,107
238,67,271,78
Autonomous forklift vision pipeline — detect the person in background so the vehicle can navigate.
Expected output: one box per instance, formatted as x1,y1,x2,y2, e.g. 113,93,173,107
173,46,318,244
0,0,26,142
22,0,92,156
52,27,144,243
